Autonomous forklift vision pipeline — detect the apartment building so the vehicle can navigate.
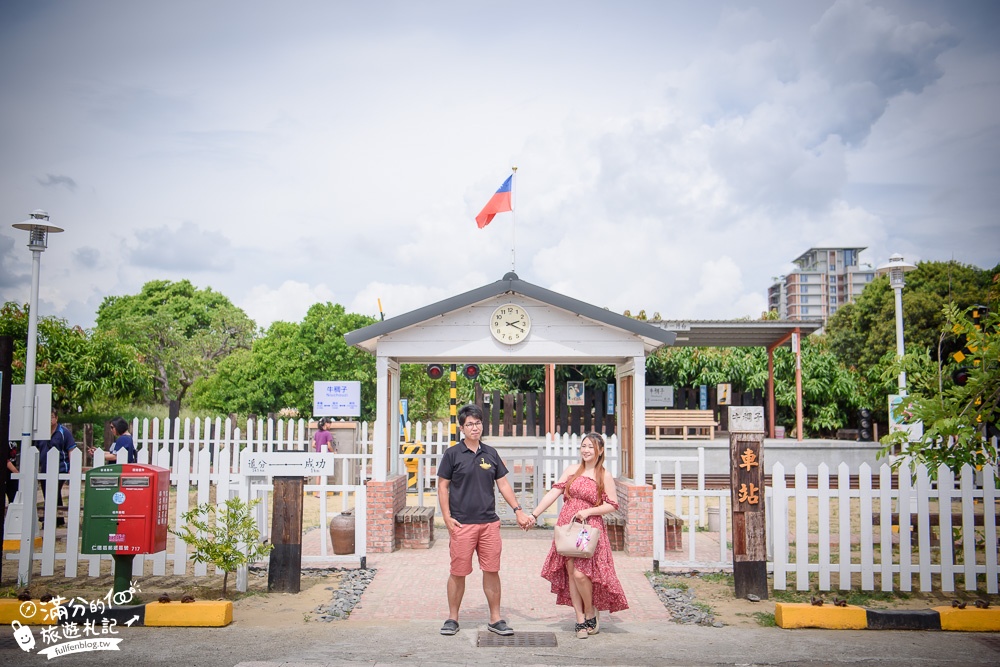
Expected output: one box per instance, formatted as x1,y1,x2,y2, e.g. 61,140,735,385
768,247,875,322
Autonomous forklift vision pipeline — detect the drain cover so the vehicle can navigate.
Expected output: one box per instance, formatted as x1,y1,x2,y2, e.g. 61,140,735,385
477,631,558,647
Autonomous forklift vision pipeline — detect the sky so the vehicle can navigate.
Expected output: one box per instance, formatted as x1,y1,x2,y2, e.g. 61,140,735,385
1,0,998,332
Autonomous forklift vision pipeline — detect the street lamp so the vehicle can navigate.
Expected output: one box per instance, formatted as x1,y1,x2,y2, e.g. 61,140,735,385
875,253,917,392
11,209,63,585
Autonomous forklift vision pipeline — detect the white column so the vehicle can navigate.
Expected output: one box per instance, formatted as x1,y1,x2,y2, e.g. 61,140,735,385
633,356,646,484
374,356,389,482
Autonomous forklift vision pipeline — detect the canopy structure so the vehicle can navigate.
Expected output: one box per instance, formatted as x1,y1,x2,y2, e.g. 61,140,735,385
654,319,822,439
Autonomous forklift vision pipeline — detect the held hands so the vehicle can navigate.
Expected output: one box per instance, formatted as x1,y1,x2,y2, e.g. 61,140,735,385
516,509,537,531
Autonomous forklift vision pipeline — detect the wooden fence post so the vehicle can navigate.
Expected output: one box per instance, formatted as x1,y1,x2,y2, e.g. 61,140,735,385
268,476,304,593
729,406,768,599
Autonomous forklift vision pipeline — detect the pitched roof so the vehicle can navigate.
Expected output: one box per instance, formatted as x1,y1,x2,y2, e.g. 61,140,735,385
344,271,677,354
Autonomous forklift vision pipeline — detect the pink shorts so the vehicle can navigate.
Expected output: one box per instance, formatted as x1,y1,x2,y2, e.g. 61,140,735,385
449,520,502,576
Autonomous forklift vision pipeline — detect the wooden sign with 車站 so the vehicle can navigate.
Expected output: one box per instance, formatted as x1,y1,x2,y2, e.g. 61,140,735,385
728,406,767,599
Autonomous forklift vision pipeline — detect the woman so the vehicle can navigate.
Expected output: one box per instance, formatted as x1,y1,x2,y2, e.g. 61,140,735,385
529,432,627,638
312,418,336,496
88,417,137,464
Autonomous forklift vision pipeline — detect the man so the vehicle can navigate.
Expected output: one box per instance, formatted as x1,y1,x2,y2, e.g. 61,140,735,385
37,410,77,527
437,404,531,637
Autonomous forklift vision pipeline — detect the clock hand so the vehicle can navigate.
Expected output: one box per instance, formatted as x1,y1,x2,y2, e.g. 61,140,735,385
506,321,524,332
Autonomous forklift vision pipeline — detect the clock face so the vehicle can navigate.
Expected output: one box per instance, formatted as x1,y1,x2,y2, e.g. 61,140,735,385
490,304,531,344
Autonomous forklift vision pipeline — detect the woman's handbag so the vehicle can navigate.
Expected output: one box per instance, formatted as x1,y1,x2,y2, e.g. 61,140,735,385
554,517,601,558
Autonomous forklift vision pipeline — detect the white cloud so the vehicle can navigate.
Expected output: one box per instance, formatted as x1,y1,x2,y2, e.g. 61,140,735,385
240,281,336,329
0,0,994,334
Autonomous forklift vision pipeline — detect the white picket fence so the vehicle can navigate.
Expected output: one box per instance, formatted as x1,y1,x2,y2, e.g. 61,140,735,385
12,416,996,595
771,461,999,593
6,417,374,589
655,460,999,593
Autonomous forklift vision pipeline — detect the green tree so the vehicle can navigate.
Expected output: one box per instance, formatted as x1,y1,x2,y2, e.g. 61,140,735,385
881,303,1000,473
826,260,997,372
171,496,273,598
95,280,255,417
191,303,378,419
0,302,151,410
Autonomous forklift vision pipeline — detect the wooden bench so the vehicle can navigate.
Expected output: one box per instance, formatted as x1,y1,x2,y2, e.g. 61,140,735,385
604,510,684,552
645,409,718,440
395,506,435,549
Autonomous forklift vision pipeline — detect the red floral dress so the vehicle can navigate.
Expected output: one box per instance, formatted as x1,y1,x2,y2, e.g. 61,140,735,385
539,476,629,613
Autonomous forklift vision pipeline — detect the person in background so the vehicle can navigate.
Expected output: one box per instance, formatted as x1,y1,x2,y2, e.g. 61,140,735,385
38,410,77,527
312,417,337,497
3,442,18,504
88,417,137,464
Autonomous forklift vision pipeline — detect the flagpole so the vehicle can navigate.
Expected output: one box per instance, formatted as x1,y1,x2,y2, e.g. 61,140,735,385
510,166,517,273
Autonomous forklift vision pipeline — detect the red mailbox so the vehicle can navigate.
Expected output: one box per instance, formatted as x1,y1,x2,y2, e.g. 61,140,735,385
82,464,170,555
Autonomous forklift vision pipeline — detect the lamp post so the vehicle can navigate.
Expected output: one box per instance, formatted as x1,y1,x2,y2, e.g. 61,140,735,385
11,209,63,585
875,253,917,392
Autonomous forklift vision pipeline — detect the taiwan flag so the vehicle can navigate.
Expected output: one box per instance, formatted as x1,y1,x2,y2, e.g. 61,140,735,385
475,176,513,228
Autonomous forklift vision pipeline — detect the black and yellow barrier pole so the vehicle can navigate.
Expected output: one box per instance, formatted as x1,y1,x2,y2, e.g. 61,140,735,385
449,364,458,446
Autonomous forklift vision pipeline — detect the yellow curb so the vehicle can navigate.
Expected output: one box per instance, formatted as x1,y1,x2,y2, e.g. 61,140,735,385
0,599,59,625
143,600,233,627
2,537,43,551
934,606,1000,632
774,602,868,629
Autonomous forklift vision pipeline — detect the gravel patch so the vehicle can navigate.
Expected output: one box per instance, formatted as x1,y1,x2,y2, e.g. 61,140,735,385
647,572,724,627
310,567,378,622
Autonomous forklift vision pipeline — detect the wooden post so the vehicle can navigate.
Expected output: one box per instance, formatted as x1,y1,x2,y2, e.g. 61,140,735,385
83,423,94,466
268,476,304,593
729,406,768,599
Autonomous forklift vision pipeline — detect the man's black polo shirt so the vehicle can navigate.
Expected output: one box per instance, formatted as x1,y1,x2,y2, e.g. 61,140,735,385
437,439,509,524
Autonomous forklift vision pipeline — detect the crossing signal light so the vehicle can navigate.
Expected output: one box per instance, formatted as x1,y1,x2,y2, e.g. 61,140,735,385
426,364,444,380
858,408,873,442
462,364,480,380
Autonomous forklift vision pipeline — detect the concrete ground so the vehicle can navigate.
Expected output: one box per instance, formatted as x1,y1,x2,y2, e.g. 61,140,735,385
3,527,998,666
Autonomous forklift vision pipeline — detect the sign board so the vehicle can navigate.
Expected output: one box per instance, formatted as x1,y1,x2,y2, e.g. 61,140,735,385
242,451,340,477
717,383,732,405
699,385,708,411
729,406,765,433
566,381,585,406
7,384,52,439
606,383,615,415
888,394,923,440
313,381,362,417
645,385,674,408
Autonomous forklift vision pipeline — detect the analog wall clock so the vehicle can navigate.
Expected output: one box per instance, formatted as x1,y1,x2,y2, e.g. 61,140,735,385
490,303,531,344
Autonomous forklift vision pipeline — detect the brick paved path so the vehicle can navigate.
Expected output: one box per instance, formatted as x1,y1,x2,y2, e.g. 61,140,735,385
301,524,674,630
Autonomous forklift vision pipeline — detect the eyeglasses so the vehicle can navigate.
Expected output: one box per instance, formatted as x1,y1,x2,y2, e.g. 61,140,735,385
463,421,483,429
